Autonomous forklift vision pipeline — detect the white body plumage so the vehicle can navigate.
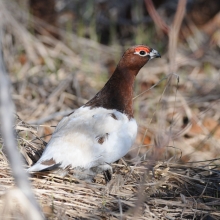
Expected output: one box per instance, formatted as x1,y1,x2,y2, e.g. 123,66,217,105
28,106,137,178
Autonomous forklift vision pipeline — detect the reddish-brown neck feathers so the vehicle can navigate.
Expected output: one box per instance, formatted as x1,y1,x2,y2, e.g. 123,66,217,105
85,45,153,118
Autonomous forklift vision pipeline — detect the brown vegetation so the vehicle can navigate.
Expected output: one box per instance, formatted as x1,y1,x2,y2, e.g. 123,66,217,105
0,0,220,219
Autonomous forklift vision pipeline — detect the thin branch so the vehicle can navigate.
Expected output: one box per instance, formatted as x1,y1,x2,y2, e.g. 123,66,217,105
29,109,73,125
168,0,187,73
0,18,44,220
144,0,169,34
133,75,168,100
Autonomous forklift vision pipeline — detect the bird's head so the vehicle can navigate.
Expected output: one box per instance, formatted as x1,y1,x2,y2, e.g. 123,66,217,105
118,45,161,74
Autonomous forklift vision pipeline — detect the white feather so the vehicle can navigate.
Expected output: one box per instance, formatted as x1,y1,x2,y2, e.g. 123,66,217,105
28,106,137,173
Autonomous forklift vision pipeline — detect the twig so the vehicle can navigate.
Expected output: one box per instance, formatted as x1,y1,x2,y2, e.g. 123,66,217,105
144,0,169,34
168,0,187,73
29,109,73,125
0,20,44,220
133,75,168,100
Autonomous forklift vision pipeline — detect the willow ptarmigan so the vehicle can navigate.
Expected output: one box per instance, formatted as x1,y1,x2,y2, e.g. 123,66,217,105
28,45,161,181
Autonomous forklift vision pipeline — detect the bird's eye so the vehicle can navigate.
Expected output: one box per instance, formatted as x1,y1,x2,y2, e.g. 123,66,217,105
139,51,146,56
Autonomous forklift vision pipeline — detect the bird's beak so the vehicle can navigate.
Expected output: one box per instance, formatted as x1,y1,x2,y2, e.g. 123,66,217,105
149,49,161,59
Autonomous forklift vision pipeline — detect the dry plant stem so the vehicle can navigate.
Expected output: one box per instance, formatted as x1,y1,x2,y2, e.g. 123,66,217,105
133,75,168,100
0,28,44,220
184,121,220,158
144,0,169,34
168,0,187,73
133,172,148,217
29,109,73,125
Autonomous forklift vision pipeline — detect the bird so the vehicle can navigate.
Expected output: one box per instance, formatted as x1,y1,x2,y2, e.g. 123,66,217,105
28,45,161,182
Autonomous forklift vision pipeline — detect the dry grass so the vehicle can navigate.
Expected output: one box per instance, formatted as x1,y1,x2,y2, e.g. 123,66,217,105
1,118,220,219
0,0,220,219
